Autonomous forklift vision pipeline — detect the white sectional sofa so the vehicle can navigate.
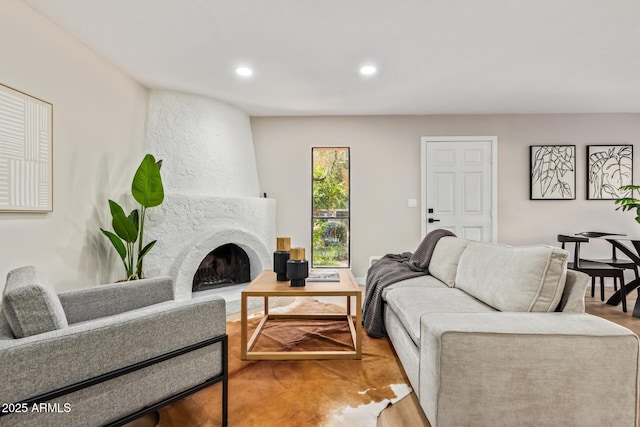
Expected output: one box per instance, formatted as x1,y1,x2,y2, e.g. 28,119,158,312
378,237,639,427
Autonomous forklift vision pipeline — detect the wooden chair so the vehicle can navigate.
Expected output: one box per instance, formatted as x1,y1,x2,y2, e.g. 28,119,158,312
575,232,640,291
558,234,627,312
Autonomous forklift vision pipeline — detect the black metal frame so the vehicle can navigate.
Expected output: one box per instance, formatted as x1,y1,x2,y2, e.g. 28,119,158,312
4,334,228,427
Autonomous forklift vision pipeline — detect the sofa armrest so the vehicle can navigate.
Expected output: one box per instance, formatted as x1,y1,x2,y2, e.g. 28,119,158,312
58,276,175,324
419,312,639,427
368,255,383,268
0,294,225,403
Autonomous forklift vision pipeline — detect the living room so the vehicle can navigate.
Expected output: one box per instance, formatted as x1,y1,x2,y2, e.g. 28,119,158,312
2,1,640,426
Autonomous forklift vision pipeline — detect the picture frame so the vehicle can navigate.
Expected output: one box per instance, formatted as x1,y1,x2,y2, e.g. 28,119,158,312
586,145,633,200
0,83,53,212
530,145,576,200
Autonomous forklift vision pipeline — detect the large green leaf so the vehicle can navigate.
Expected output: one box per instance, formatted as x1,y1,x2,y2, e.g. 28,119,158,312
108,199,126,218
100,228,126,260
131,154,164,208
135,240,157,275
112,213,138,243
138,240,157,259
128,209,139,234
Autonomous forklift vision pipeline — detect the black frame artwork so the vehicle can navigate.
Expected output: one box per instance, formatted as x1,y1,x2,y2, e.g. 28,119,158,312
530,145,576,200
586,145,633,200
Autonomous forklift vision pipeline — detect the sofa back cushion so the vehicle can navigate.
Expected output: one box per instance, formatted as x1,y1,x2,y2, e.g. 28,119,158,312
2,266,68,338
455,242,568,312
428,237,471,287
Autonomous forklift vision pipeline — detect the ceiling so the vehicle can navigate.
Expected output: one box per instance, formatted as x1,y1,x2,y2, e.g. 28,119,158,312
23,0,640,116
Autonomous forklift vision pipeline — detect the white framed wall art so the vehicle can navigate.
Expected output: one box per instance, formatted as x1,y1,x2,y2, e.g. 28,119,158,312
0,83,53,212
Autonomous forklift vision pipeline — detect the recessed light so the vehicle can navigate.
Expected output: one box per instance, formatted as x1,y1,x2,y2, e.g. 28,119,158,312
235,67,253,77
359,65,377,76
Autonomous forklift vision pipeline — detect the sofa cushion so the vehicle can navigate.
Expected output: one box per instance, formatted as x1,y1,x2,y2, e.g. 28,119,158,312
428,237,471,287
558,270,589,313
384,287,495,346
456,242,568,312
381,275,447,299
2,266,68,338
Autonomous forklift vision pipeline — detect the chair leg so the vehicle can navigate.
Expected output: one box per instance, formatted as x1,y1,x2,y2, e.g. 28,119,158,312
620,273,627,313
613,277,619,292
600,277,605,301
591,276,596,297
635,267,639,280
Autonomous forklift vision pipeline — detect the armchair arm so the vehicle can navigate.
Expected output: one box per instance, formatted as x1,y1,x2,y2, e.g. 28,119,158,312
1,294,225,404
419,312,639,427
58,276,174,324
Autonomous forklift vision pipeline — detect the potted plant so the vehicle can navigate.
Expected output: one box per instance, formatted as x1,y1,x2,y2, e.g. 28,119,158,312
615,185,640,223
101,154,164,280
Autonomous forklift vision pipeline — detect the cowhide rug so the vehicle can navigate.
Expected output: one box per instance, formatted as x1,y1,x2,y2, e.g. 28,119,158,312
157,298,411,426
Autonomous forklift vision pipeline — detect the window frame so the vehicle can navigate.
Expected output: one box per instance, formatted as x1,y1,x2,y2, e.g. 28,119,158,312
311,146,351,269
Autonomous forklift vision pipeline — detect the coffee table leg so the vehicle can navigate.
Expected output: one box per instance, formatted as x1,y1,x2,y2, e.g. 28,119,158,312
241,293,247,360
355,290,362,359
264,296,269,315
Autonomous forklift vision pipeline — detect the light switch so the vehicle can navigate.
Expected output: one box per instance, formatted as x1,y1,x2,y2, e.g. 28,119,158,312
408,198,417,208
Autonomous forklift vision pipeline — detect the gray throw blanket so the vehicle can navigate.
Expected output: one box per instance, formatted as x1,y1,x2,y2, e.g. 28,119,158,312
362,229,456,337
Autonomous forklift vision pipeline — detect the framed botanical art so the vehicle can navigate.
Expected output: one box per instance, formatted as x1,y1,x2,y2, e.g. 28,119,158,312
530,145,576,200
0,83,53,212
586,145,633,200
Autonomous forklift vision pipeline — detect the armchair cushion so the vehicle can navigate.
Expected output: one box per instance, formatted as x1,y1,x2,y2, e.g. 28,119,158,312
58,276,175,324
2,266,68,338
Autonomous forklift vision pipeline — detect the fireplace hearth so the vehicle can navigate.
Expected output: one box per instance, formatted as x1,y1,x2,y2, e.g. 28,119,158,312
192,243,251,292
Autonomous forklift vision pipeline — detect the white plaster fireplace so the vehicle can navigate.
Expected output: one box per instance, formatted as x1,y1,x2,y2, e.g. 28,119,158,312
141,90,275,300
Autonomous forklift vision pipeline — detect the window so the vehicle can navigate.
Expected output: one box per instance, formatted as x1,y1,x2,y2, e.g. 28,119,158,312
312,147,350,267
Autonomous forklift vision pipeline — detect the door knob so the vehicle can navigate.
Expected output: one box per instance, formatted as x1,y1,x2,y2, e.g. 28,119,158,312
428,218,440,223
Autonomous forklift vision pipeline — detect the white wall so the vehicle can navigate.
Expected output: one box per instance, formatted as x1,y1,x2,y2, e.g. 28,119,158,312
251,114,640,280
0,0,148,291
3,0,639,288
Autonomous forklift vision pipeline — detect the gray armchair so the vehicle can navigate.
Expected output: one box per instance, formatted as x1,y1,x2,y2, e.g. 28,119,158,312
0,266,227,427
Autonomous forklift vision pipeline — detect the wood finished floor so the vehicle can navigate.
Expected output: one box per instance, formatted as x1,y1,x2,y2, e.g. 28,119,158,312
377,287,640,427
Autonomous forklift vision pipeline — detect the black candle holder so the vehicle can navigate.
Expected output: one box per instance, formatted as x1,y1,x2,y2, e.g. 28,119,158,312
287,247,308,287
273,237,291,281
273,251,290,281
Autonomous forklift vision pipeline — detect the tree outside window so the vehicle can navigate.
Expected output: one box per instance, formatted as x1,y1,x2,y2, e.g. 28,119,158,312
312,147,350,267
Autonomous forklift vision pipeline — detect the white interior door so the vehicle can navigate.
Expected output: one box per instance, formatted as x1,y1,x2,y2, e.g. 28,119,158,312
421,136,497,242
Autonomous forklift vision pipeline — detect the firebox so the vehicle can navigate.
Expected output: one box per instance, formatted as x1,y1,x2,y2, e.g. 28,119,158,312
192,243,251,292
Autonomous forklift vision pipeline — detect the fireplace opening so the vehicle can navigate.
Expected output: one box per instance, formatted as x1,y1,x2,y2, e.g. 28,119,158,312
192,243,251,292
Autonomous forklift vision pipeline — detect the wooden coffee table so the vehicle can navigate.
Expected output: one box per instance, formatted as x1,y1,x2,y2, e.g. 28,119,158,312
240,269,362,360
